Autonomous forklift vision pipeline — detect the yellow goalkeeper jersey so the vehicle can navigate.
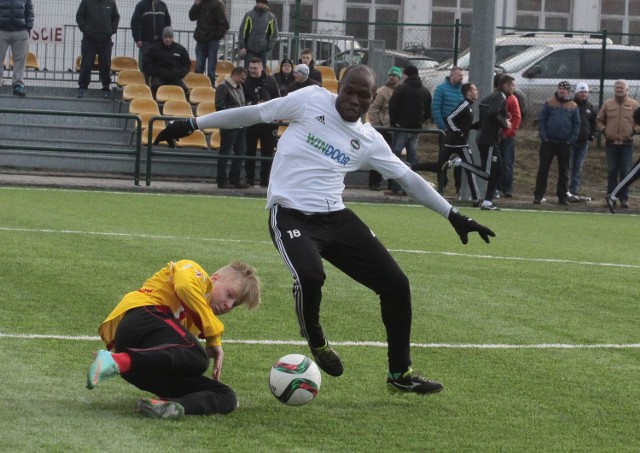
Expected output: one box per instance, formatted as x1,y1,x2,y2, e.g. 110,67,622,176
98,260,224,350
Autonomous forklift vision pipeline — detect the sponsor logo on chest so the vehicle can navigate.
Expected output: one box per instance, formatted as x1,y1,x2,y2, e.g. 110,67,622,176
306,133,352,166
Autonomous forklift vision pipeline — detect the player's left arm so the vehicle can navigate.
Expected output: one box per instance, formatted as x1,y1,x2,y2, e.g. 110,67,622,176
396,170,495,244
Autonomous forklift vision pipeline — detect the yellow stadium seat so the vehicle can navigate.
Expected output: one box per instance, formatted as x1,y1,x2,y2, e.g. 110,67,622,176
196,101,217,133
129,98,160,116
117,69,145,88
162,100,194,118
209,129,221,149
323,79,339,94
214,74,226,88
141,126,166,146
216,60,235,76
184,72,213,90
338,67,348,81
75,54,99,72
189,86,215,105
122,83,153,101
8,51,40,70
155,85,187,103
175,130,208,149
316,65,337,81
190,59,197,72
111,56,139,73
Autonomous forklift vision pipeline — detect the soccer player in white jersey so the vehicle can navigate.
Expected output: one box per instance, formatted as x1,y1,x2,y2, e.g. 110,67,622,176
155,65,495,394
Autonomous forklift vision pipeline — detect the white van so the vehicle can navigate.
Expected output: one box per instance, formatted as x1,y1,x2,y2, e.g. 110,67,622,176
496,43,640,116
421,32,611,93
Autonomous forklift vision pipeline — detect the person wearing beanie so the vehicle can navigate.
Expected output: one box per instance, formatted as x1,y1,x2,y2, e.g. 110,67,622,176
386,65,432,196
131,0,171,70
568,82,596,201
367,66,402,190
274,57,295,96
238,0,279,68
533,80,580,205
288,63,320,92
143,26,191,97
75,0,120,99
189,0,230,85
299,48,322,85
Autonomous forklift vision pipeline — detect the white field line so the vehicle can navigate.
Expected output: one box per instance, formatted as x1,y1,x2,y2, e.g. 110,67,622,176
0,332,639,349
1,226,638,269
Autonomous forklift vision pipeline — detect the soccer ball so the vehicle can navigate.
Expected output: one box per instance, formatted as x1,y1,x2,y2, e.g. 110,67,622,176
269,354,322,406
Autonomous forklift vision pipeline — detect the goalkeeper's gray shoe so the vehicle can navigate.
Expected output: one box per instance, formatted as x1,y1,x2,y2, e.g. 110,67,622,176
135,398,185,420
387,368,444,395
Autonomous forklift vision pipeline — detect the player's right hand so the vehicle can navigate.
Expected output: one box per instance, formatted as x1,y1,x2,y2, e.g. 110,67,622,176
153,119,197,147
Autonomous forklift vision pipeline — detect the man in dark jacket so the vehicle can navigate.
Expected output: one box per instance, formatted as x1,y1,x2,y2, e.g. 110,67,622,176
238,0,278,68
534,80,580,205
273,57,294,96
568,82,596,200
131,0,171,69
386,65,432,195
189,0,229,85
472,74,514,210
0,0,34,97
215,66,248,189
76,0,120,99
143,27,191,97
243,57,281,187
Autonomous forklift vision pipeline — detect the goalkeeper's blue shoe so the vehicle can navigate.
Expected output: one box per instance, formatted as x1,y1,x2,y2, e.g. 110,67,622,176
86,350,120,389
311,339,344,377
135,398,185,420
387,368,444,395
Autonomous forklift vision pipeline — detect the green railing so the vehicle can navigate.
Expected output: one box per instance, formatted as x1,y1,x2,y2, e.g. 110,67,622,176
144,117,445,187
0,108,143,185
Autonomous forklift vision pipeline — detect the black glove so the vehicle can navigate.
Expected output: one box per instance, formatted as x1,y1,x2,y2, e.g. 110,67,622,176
154,118,197,147
448,207,496,245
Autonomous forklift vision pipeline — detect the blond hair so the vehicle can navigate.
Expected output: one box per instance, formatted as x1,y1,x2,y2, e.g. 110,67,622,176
217,261,261,310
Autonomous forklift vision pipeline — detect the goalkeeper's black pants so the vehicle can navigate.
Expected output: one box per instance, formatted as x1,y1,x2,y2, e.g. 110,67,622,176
114,306,237,415
269,204,413,375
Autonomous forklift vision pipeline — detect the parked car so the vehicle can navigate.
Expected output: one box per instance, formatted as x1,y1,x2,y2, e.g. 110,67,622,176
421,32,611,93
402,44,455,63
495,42,640,117
326,49,438,79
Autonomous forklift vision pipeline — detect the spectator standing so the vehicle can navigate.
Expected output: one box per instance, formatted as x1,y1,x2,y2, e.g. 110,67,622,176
568,82,596,201
273,57,294,96
496,74,521,198
215,66,249,189
367,66,401,191
188,0,229,86
143,27,191,97
533,80,580,205
431,66,465,196
242,57,280,187
85,259,261,419
299,48,322,85
0,0,34,97
131,0,171,69
596,79,639,209
237,0,278,69
606,106,640,213
413,82,481,205
75,0,120,99
473,74,514,210
386,65,432,196
288,63,320,92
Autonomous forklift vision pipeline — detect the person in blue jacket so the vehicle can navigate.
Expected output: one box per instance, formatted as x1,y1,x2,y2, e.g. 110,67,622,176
533,80,580,205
